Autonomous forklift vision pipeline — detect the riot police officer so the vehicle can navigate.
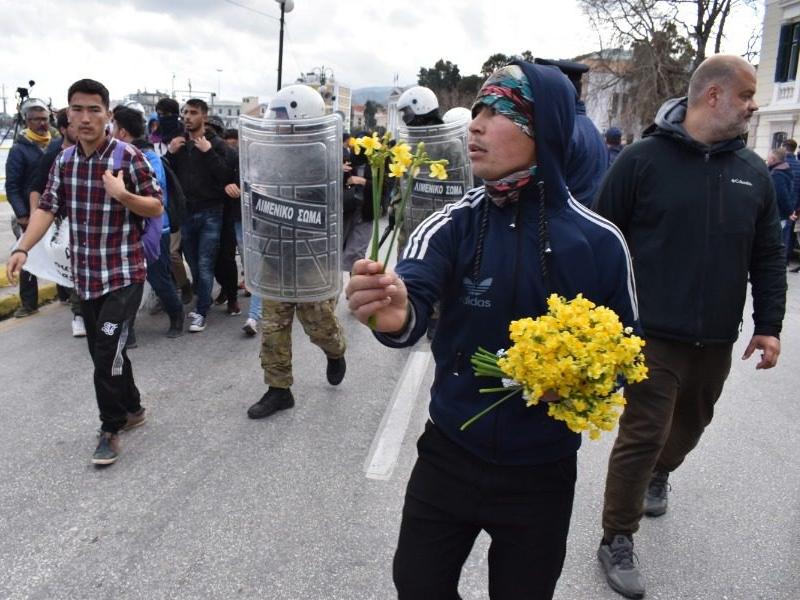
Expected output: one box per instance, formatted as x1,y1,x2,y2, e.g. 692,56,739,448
244,85,347,419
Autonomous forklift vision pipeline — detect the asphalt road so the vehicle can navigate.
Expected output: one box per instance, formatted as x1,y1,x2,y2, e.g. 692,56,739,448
0,274,798,600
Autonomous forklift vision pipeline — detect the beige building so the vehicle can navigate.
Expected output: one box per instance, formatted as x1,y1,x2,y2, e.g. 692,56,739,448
351,103,388,133
751,0,800,157
580,50,637,142
296,68,352,132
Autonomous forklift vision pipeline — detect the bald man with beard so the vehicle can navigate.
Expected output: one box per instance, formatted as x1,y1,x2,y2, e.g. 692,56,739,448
593,55,786,599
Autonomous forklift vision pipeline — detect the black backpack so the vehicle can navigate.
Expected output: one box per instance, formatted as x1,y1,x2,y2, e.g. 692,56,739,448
161,161,187,233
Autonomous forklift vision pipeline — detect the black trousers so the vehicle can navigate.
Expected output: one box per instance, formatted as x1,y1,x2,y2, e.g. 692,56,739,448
214,204,239,300
394,422,576,600
15,222,38,309
80,283,144,433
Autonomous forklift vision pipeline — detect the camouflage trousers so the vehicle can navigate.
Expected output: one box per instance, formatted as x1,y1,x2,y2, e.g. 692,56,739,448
260,298,346,388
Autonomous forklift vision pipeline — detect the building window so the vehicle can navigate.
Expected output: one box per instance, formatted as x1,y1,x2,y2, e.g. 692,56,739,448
776,23,800,82
772,131,788,149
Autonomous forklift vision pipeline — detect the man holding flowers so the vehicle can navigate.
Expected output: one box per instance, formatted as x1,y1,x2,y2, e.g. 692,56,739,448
347,61,639,599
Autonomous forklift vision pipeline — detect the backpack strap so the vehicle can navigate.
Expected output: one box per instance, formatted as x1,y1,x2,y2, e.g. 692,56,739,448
60,145,76,166
111,140,129,171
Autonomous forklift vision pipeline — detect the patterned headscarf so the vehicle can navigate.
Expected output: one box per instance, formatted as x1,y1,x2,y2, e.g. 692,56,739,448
472,64,537,205
472,64,535,138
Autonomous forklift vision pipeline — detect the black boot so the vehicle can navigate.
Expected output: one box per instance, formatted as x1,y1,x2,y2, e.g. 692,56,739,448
167,310,184,338
247,387,295,419
326,356,346,385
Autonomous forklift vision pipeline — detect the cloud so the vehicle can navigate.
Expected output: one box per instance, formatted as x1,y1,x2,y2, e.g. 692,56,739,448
0,0,761,113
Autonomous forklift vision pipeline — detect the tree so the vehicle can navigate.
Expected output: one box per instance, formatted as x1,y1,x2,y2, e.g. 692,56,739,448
413,52,535,114
364,100,379,131
481,53,511,76
577,0,759,135
480,50,535,76
418,59,461,91
579,0,758,71
417,59,471,112
625,22,695,125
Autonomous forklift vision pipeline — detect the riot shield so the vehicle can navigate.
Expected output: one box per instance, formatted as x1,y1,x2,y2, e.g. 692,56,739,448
239,114,342,302
398,119,472,233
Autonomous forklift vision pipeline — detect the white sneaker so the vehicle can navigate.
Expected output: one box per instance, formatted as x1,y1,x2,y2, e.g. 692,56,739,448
188,313,207,332
242,318,258,336
72,315,87,337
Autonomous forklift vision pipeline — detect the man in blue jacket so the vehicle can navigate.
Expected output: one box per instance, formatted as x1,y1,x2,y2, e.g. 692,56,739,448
780,138,800,261
113,106,184,339
593,55,785,599
347,61,638,600
5,98,53,317
768,147,796,262
535,57,608,207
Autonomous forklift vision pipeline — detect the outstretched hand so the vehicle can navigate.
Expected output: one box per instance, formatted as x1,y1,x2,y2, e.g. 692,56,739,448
742,335,780,369
346,259,408,333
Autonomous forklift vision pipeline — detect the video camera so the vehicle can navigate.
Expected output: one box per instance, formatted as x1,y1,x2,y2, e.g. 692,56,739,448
16,80,35,102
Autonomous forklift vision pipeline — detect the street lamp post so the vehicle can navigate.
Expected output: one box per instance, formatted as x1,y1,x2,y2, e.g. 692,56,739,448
274,0,294,91
216,68,222,97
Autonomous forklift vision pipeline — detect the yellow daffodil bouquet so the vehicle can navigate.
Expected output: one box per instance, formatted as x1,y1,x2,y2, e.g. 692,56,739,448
462,294,648,440
349,132,448,267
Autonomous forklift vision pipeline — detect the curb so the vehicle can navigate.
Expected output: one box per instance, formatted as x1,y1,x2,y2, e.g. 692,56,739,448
0,283,58,320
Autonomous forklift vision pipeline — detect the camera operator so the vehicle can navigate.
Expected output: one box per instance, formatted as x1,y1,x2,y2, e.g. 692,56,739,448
5,97,54,318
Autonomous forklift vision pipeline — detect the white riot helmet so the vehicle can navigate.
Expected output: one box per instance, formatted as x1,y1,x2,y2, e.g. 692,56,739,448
21,98,49,118
397,86,439,125
120,100,147,127
122,100,146,115
442,106,471,124
267,84,326,120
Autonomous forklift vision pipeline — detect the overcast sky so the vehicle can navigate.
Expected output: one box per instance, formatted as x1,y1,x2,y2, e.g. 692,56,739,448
1,0,763,111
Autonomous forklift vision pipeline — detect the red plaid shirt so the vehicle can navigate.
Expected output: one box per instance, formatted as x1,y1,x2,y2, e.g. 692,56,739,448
40,136,162,299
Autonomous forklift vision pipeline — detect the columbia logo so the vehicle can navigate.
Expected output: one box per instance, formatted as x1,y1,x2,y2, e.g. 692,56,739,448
730,178,753,187
462,277,493,308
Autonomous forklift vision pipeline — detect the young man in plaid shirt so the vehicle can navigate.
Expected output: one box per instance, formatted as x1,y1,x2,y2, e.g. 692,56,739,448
6,79,163,466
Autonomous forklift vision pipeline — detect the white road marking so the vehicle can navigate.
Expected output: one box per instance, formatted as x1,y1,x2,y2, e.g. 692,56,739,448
364,349,432,480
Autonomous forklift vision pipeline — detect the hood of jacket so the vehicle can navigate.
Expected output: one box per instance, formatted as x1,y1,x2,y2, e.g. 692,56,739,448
643,97,744,155
511,60,576,208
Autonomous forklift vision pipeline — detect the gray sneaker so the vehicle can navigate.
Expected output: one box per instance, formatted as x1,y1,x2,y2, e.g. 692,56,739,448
188,312,206,332
598,535,645,599
92,432,120,466
644,471,670,517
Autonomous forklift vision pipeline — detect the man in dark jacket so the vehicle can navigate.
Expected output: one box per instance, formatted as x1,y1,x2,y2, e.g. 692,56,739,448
780,138,800,261
164,98,233,332
208,116,241,317
605,126,624,166
768,147,796,261
535,57,608,206
5,98,53,317
29,108,85,336
592,55,786,599
347,61,638,599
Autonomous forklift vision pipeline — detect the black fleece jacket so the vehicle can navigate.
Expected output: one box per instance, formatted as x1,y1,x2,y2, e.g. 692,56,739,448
593,97,786,344
163,131,232,212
